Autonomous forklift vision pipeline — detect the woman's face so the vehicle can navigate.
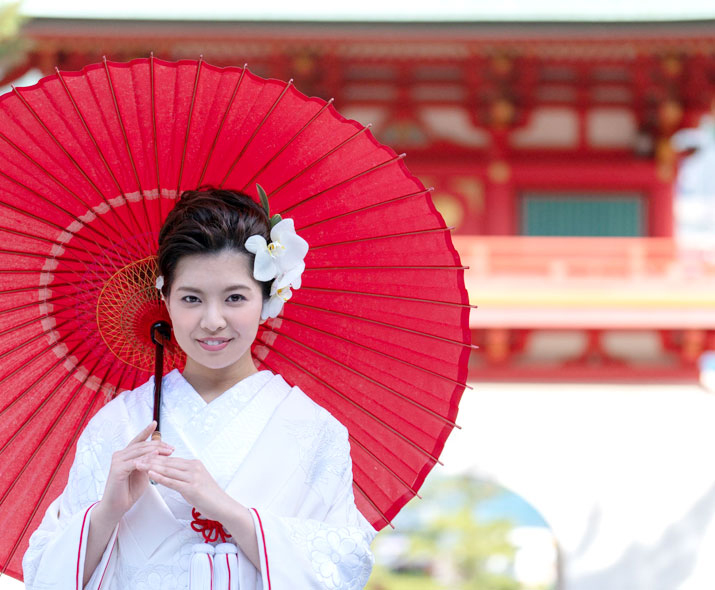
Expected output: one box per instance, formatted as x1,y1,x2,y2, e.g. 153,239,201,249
163,249,264,381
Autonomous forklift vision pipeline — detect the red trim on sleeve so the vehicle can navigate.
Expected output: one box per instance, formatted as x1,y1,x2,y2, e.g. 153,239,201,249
250,508,272,590
76,502,99,590
209,554,214,590
97,539,116,589
226,554,231,590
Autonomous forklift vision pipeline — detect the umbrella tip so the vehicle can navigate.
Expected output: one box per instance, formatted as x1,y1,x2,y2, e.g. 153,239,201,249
328,97,335,104
398,152,407,159
427,186,435,191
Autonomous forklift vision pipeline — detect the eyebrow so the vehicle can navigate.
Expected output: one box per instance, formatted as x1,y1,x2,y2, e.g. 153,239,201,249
175,284,253,293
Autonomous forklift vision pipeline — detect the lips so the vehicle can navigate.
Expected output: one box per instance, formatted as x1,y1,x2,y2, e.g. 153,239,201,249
197,338,232,351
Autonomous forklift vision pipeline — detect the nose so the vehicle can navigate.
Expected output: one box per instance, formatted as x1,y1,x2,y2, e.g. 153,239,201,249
200,302,227,332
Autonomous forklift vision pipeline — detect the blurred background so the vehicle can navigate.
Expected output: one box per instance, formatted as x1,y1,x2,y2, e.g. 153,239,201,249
3,1,715,588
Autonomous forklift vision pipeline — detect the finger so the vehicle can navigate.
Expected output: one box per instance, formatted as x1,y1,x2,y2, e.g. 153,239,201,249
116,441,174,463
128,421,157,445
137,460,191,483
145,469,181,491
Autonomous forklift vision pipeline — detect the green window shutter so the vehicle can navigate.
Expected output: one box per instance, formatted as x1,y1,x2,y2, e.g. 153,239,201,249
521,193,645,236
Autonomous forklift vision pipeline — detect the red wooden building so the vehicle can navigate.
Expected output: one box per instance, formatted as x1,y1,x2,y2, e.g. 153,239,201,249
10,17,715,381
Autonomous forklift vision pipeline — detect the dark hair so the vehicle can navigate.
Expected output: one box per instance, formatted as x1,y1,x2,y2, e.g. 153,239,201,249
157,188,271,299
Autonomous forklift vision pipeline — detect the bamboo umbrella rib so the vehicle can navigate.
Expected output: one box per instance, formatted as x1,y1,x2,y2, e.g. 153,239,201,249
0,315,81,366
280,153,406,217
305,264,469,271
101,57,152,240
348,434,422,499
0,134,128,243
255,353,396,529
255,336,444,465
54,68,131,207
177,56,203,193
0,139,127,245
0,359,118,575
11,85,139,240
299,285,475,309
260,327,459,427
198,63,247,187
0,169,114,249
219,77,294,188
309,225,452,250
267,124,371,199
239,97,335,193
289,301,478,350
352,479,394,529
296,187,433,230
265,316,472,392
150,54,163,219
0,336,95,454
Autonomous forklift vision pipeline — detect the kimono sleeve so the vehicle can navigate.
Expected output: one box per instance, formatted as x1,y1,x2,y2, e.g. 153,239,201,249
249,420,376,590
22,412,119,590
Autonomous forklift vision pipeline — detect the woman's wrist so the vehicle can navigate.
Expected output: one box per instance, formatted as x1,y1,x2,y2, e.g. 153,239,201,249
92,499,123,530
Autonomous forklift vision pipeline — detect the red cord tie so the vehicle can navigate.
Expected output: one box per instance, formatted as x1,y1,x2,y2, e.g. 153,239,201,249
190,507,232,543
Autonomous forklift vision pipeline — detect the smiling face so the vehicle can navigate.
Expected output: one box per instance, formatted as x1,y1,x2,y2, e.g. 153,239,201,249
163,249,264,385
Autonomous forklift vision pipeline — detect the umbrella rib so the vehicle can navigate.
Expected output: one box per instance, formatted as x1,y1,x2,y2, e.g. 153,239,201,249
352,479,394,529
0,223,106,257
239,97,335,192
198,63,247,187
0,132,128,242
0,337,92,448
0,315,82,364
289,300,477,350
0,199,104,251
55,65,155,256
260,326,459,427
348,433,422,500
219,77,295,188
295,187,432,229
280,153,406,216
255,337,444,466
266,315,472,392
300,285,474,309
309,226,452,250
150,53,163,219
101,56,152,237
54,67,128,203
267,124,370,199
10,87,120,209
177,56,203,193
1,357,113,574
306,264,469,271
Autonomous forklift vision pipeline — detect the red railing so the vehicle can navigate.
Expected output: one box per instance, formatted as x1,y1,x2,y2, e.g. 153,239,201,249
453,236,715,280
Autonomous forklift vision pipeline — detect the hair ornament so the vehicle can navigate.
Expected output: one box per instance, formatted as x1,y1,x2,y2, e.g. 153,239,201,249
155,275,164,290
245,185,309,320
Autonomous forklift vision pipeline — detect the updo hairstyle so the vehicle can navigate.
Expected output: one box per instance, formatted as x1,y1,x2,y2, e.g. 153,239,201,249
157,188,272,299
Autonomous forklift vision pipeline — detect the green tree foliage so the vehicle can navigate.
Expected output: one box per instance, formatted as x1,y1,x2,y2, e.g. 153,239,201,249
0,2,29,77
367,475,520,590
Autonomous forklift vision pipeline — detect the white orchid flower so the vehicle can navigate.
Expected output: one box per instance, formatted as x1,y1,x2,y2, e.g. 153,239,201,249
245,218,309,282
262,280,294,321
155,275,164,290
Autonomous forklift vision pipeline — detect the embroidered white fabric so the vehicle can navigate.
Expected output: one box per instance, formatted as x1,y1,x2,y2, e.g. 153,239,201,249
22,370,376,590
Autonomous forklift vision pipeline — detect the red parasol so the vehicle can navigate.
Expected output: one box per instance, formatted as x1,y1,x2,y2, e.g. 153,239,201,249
0,56,472,580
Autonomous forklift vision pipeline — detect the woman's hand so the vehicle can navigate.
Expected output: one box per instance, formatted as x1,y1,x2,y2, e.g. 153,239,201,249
136,455,261,569
134,455,229,521
95,421,174,525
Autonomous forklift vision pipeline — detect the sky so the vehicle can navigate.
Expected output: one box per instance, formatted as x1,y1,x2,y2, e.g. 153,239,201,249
18,0,715,21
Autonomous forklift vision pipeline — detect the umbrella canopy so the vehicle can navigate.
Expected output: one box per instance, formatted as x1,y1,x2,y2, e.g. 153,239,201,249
0,56,472,580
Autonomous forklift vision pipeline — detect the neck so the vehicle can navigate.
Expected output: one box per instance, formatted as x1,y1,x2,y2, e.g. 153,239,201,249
182,357,258,403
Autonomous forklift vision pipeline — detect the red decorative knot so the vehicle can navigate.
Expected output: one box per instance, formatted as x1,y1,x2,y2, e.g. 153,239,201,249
190,507,232,543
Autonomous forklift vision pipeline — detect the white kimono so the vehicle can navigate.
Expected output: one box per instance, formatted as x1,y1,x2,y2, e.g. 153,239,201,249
22,369,376,590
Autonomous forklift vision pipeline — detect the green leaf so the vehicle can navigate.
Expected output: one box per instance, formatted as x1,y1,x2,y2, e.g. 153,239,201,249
256,184,270,217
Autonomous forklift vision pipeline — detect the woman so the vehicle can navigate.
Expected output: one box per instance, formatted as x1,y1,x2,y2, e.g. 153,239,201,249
22,188,376,590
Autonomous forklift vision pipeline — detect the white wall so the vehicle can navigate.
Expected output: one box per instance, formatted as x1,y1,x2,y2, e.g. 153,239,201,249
441,381,715,590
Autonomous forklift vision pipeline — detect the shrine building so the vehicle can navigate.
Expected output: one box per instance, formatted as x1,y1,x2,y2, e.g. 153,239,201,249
11,17,715,382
